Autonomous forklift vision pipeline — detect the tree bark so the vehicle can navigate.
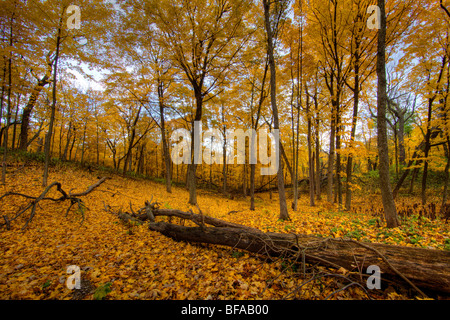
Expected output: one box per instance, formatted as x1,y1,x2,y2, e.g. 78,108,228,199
11,102,19,150
327,92,336,204
188,90,203,205
19,63,52,151
42,12,64,187
112,205,450,295
150,223,450,295
409,164,420,194
345,37,361,211
291,7,303,212
421,56,447,205
62,121,73,162
1,9,14,185
157,79,172,193
0,61,6,148
80,122,87,165
441,139,450,214
335,105,342,206
398,114,406,165
376,0,399,228
123,105,142,174
263,0,289,221
223,131,228,195
306,88,315,206
314,93,321,201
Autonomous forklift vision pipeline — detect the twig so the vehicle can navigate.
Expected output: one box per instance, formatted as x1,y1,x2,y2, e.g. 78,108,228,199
283,272,373,300
3,215,10,230
324,281,371,300
195,204,205,230
129,201,136,216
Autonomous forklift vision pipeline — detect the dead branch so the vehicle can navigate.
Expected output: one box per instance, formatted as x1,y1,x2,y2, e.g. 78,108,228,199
0,177,109,230
69,176,109,197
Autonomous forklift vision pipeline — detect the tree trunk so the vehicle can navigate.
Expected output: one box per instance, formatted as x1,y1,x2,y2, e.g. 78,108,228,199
223,137,228,196
158,80,172,193
62,121,72,162
12,103,19,150
394,124,398,178
69,132,76,161
250,163,256,210
421,57,447,205
43,14,64,187
42,33,61,186
327,105,336,204
161,117,171,193
335,107,342,206
314,95,321,201
112,205,450,295
306,90,314,207
242,163,247,197
123,105,142,174
221,103,228,196
138,144,146,175
19,73,52,151
409,165,420,194
291,10,303,212
263,0,289,221
151,223,450,295
376,0,399,228
345,63,360,211
188,93,203,205
394,146,431,198
0,62,6,148
441,138,450,213
421,141,431,206
80,122,87,165
393,56,447,198
96,121,100,166
1,10,14,185
398,114,406,166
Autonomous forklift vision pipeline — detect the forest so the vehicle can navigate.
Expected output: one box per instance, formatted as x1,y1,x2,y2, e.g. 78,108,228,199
1,0,450,302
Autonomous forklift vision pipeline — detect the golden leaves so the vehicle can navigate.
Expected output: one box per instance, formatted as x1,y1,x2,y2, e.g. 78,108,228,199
1,163,449,300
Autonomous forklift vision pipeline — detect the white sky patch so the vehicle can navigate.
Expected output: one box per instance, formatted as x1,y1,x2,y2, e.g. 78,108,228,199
67,66,105,91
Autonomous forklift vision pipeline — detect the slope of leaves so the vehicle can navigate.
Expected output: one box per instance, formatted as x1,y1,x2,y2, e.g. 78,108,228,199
0,161,449,300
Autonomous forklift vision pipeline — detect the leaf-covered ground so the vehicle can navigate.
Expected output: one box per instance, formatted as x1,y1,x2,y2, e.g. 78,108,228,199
1,161,449,300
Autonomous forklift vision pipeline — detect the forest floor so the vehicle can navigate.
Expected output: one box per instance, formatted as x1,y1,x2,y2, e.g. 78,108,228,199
1,158,449,300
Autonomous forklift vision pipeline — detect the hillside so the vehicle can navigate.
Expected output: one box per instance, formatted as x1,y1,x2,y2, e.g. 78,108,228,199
1,159,449,300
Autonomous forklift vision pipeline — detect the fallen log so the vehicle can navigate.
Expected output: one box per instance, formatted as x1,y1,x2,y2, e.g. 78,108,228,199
109,202,450,296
